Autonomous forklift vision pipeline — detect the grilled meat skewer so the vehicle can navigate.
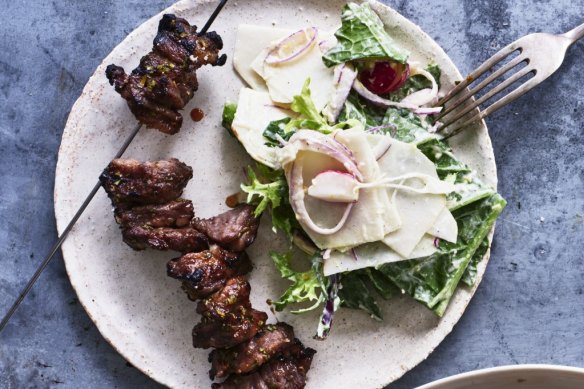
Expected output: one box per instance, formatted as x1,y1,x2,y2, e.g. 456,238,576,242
106,14,227,134
101,158,315,388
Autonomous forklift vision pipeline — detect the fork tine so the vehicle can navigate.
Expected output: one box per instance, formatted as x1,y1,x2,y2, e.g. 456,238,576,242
439,65,534,130
437,53,528,120
438,41,522,106
442,75,541,139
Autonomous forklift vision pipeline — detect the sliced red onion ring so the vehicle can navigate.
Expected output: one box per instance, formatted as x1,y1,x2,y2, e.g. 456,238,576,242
414,106,443,115
265,27,318,65
288,156,354,236
323,64,358,124
287,130,363,181
353,78,418,110
401,67,439,106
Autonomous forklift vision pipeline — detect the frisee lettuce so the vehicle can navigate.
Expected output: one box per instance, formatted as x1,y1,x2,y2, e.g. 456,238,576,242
323,2,409,67
270,251,325,313
241,165,300,238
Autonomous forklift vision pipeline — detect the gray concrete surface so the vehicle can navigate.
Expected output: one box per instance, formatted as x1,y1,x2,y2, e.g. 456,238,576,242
1,0,583,388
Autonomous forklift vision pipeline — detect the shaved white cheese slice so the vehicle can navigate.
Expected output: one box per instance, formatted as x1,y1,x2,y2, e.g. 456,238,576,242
257,29,336,111
368,134,450,257
323,234,438,276
323,242,402,276
233,25,292,91
382,192,445,257
428,207,458,243
291,128,400,250
408,234,439,259
231,88,293,168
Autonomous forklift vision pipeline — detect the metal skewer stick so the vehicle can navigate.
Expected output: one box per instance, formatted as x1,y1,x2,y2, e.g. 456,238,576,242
0,0,229,334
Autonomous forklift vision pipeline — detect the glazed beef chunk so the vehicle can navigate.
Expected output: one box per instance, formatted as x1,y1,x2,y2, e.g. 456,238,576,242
193,277,267,349
121,226,208,253
192,205,260,252
115,199,194,228
211,339,316,389
209,322,295,379
100,158,193,208
105,14,227,134
167,245,252,300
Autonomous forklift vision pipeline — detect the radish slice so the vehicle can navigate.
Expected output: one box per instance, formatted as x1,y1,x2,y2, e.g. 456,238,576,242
307,170,359,203
288,157,354,235
265,27,318,65
323,64,358,124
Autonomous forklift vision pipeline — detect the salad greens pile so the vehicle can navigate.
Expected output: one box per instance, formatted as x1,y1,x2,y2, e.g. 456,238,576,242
223,2,506,338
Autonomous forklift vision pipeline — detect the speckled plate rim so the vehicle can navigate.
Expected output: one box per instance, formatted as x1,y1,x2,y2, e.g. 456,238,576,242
416,365,584,389
54,1,497,388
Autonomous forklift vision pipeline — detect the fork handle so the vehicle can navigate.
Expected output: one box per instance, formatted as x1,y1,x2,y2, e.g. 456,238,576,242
563,22,584,43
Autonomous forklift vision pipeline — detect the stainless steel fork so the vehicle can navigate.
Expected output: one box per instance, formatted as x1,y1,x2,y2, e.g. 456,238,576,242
436,22,584,138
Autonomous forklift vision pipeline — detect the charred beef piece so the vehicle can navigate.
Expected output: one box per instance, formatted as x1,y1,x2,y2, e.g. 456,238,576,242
100,158,193,208
192,205,260,252
209,322,295,380
211,339,316,389
115,199,194,228
121,226,208,253
105,14,227,134
193,277,267,349
167,245,252,301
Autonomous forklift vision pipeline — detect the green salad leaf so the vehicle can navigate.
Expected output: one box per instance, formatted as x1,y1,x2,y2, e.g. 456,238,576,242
338,271,382,320
364,268,398,300
462,236,489,287
323,2,409,67
338,92,387,129
241,165,300,238
221,102,237,136
382,107,437,144
263,118,294,148
270,251,326,313
291,79,329,126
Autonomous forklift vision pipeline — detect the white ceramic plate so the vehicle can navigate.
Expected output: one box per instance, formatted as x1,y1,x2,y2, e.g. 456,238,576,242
416,365,584,389
54,0,498,388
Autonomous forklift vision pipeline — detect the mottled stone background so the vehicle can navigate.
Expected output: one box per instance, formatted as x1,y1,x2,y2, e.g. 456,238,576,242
1,0,583,388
